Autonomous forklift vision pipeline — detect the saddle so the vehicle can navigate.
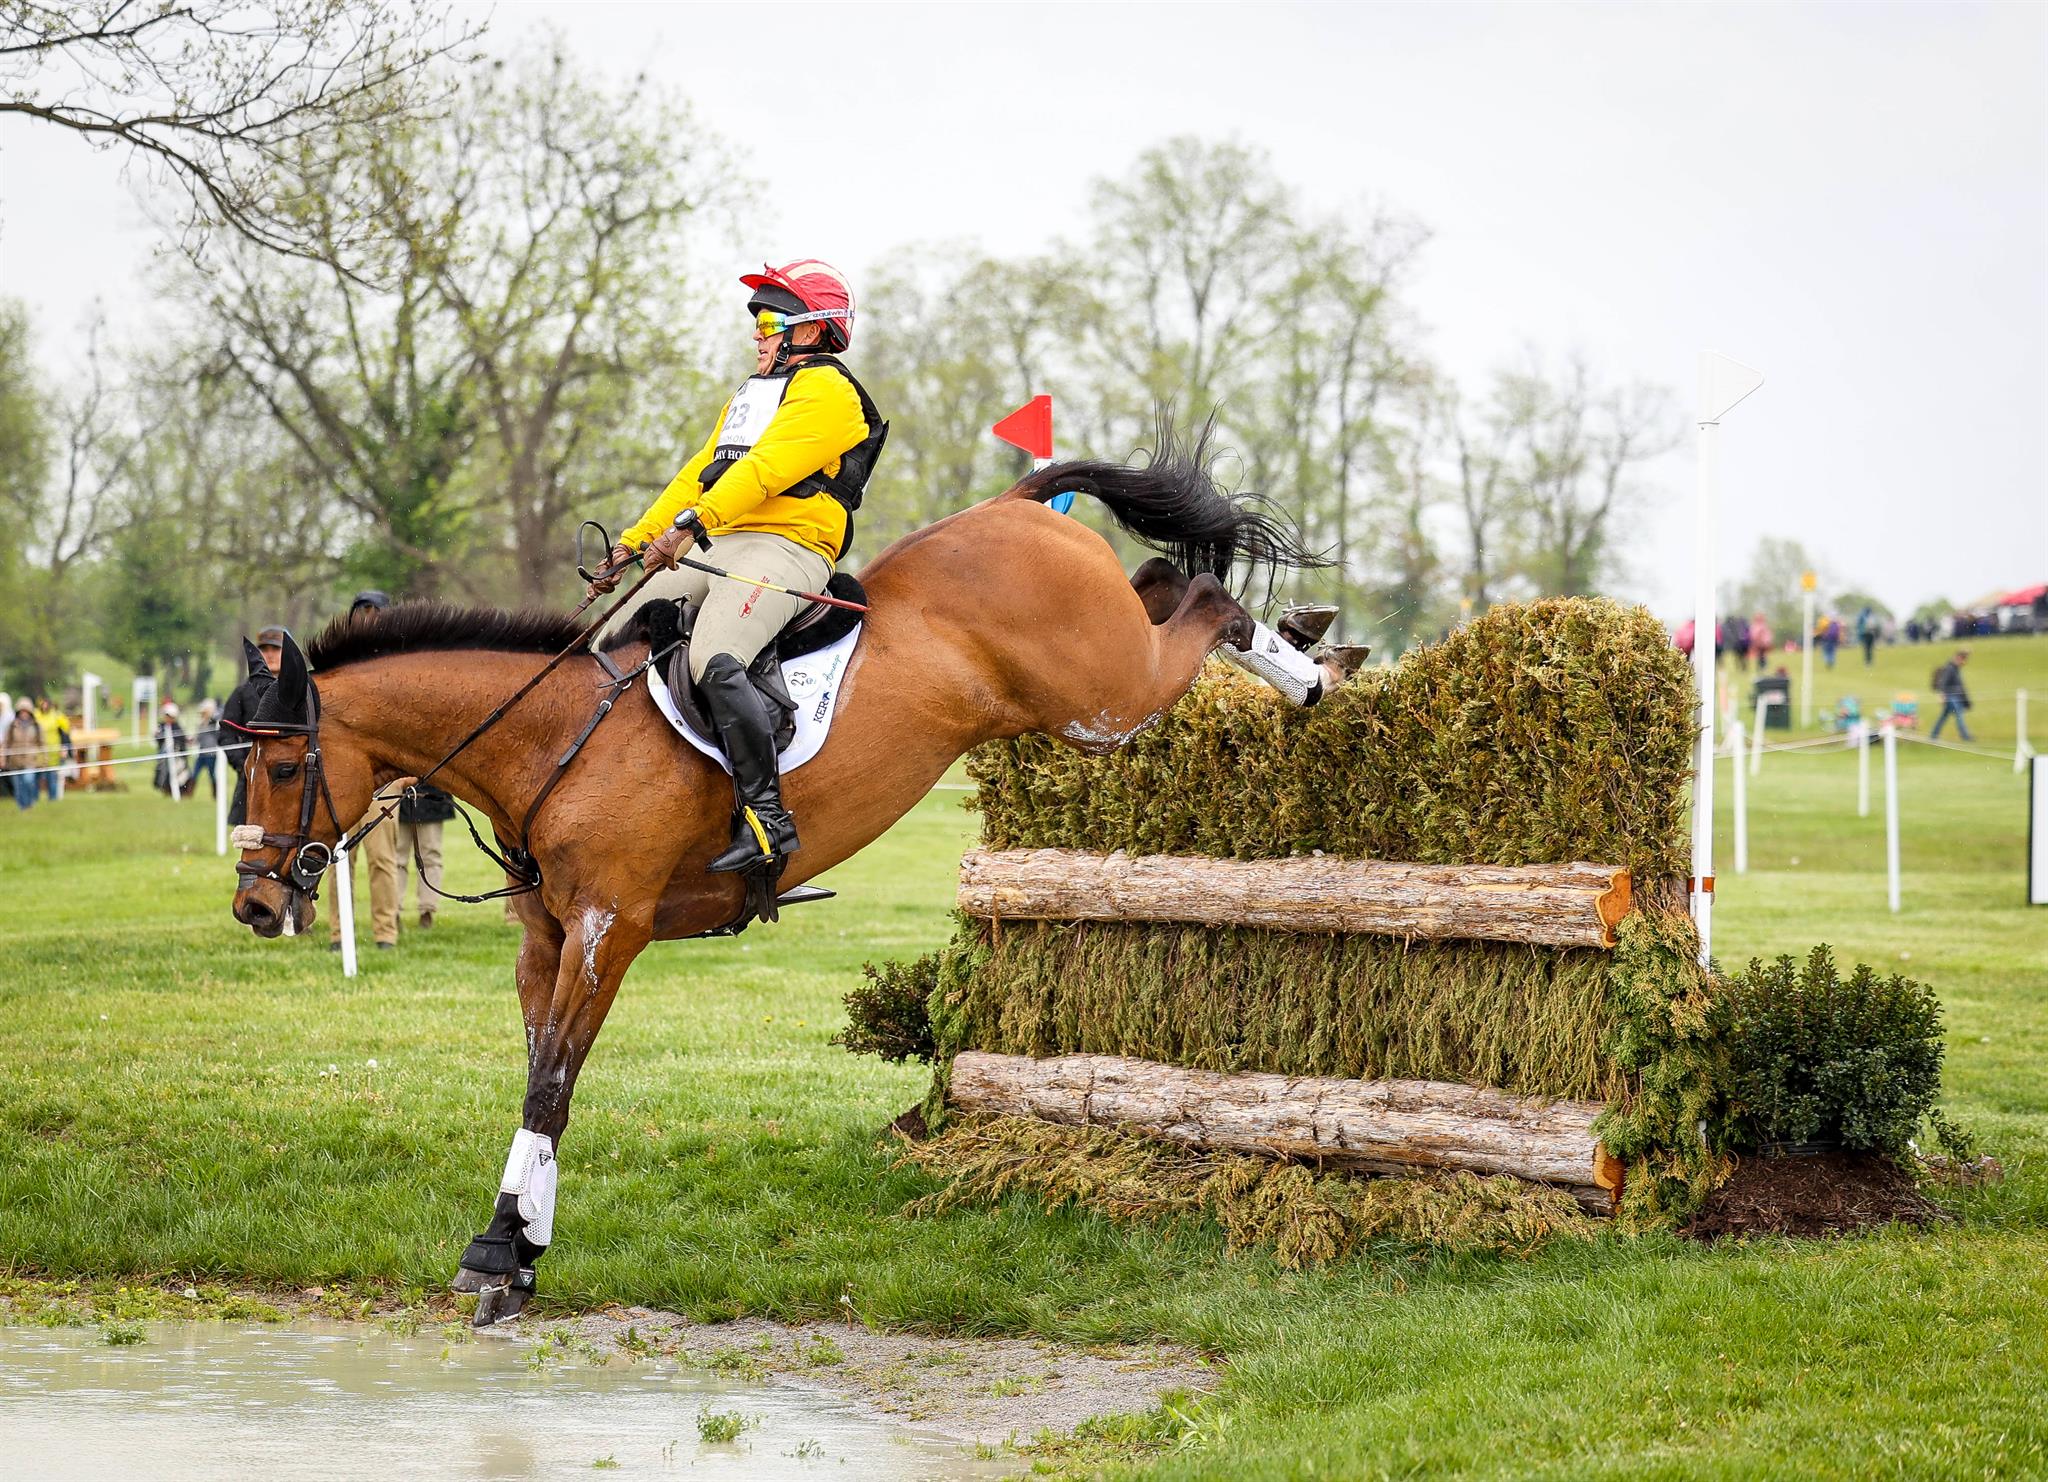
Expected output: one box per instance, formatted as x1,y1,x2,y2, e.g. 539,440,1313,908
637,572,867,759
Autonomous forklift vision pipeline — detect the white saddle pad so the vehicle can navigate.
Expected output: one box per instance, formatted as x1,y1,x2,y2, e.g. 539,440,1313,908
647,624,861,776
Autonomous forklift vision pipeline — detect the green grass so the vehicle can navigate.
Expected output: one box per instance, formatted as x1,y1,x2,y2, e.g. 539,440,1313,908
4,640,2048,1477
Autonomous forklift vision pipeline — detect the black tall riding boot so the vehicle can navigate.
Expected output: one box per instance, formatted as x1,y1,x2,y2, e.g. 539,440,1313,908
697,652,800,873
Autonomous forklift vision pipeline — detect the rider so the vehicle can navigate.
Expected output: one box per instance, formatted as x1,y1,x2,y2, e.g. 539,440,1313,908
591,259,887,877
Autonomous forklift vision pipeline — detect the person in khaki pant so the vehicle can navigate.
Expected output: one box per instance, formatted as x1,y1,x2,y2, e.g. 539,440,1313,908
328,590,404,952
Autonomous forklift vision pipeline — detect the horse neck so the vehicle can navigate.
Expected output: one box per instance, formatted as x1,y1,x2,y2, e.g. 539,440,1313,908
316,651,582,834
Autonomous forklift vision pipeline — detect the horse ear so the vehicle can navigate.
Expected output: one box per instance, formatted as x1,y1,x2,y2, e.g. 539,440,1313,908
243,638,268,679
275,632,309,719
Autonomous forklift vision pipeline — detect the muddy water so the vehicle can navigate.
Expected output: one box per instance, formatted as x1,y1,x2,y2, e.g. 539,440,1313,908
0,1320,1015,1480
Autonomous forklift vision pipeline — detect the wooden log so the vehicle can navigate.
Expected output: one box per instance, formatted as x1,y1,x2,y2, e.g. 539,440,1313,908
948,1051,1621,1213
958,848,1633,949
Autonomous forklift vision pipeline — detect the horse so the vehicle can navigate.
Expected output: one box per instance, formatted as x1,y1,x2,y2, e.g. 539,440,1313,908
228,438,1320,1323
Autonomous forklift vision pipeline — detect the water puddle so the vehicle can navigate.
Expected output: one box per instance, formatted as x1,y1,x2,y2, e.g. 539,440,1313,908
0,1319,1016,1479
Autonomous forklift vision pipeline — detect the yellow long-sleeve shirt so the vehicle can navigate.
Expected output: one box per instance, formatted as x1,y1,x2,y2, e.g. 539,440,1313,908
623,362,867,563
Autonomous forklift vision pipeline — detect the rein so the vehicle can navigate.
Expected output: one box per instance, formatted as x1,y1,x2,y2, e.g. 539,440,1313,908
229,567,673,912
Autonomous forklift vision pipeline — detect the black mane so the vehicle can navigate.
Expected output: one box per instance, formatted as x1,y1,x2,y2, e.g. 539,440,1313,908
304,601,596,671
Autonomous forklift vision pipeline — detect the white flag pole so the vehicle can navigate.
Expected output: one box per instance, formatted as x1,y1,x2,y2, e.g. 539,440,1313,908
1690,353,1764,968
1798,576,1816,732
2016,689,2034,774
335,843,358,978
214,749,229,856
1731,718,1748,874
1883,723,1901,913
1857,722,1871,818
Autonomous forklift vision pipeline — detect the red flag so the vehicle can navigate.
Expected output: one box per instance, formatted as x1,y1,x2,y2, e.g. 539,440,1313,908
991,395,1053,460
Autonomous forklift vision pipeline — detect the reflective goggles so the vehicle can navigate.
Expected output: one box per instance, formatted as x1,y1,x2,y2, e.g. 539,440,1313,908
753,306,840,337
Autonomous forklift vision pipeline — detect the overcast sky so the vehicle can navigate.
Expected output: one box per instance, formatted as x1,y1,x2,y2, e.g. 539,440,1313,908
2,1,2042,620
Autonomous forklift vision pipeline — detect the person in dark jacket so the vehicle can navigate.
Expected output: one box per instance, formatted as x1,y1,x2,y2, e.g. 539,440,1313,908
396,782,456,928
221,626,284,827
1930,649,1973,741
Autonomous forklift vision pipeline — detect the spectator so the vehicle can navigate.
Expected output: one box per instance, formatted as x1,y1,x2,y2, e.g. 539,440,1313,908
396,783,456,928
153,701,191,796
1819,615,1841,668
190,699,222,798
32,695,69,801
1856,606,1878,666
1750,611,1773,673
221,627,285,827
6,698,42,810
1930,649,1973,741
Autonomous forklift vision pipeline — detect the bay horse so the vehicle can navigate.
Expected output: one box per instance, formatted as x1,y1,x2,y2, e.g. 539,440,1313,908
228,441,1317,1323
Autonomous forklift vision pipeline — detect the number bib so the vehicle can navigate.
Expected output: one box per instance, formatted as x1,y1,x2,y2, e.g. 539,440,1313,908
714,376,790,458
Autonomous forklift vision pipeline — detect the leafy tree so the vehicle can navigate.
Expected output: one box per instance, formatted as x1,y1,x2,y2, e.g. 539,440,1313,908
193,38,737,603
97,517,210,681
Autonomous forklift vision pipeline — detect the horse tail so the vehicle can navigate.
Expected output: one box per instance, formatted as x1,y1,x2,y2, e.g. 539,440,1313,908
1002,412,1325,594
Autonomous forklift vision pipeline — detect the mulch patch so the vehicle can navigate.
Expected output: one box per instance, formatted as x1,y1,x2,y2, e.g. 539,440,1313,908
1682,1150,1947,1242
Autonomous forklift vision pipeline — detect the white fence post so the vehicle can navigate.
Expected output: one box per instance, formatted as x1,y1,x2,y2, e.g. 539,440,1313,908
1688,352,1765,969
2017,689,2035,774
1883,723,1901,913
1750,695,1769,775
1857,722,1871,818
214,749,228,855
1731,719,1748,874
335,843,358,978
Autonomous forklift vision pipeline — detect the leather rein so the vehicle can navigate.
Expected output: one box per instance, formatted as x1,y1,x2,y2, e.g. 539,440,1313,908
226,567,673,917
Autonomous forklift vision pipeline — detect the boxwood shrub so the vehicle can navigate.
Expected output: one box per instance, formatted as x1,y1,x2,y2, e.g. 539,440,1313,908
1722,946,1944,1158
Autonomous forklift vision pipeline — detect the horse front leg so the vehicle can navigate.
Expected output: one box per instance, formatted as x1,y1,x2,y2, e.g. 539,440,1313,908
454,899,650,1326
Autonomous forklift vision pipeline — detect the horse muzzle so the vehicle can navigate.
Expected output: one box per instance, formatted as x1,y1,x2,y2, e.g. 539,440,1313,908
234,878,315,939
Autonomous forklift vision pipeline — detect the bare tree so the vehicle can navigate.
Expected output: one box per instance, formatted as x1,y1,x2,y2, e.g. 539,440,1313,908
1443,379,1519,611
1501,356,1678,598
1,0,479,265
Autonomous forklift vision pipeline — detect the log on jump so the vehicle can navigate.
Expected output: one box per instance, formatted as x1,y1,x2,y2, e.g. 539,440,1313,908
958,848,1633,949
948,1051,1623,1212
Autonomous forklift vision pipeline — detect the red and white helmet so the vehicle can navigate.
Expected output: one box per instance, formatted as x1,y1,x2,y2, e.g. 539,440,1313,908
741,259,855,352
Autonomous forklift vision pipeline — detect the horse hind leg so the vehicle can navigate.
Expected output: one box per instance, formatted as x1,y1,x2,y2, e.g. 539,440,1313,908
1130,557,1190,625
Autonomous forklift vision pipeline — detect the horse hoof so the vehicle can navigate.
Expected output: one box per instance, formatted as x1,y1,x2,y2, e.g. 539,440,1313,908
472,1272,535,1328
450,1265,492,1294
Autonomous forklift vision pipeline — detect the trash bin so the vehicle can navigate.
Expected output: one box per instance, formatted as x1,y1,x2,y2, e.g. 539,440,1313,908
1751,674,1792,730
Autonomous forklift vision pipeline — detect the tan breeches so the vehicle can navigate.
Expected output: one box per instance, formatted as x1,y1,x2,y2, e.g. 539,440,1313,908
596,530,833,682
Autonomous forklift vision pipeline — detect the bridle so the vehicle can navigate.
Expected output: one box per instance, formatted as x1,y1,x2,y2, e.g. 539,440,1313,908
224,688,345,915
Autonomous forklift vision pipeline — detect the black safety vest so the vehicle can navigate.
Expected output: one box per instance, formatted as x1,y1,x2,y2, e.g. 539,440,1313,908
698,355,889,557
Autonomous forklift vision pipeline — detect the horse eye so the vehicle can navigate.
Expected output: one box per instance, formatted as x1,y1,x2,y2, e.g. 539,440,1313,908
270,762,300,782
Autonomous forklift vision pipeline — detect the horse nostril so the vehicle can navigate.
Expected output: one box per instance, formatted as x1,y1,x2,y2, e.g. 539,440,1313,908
246,901,275,928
